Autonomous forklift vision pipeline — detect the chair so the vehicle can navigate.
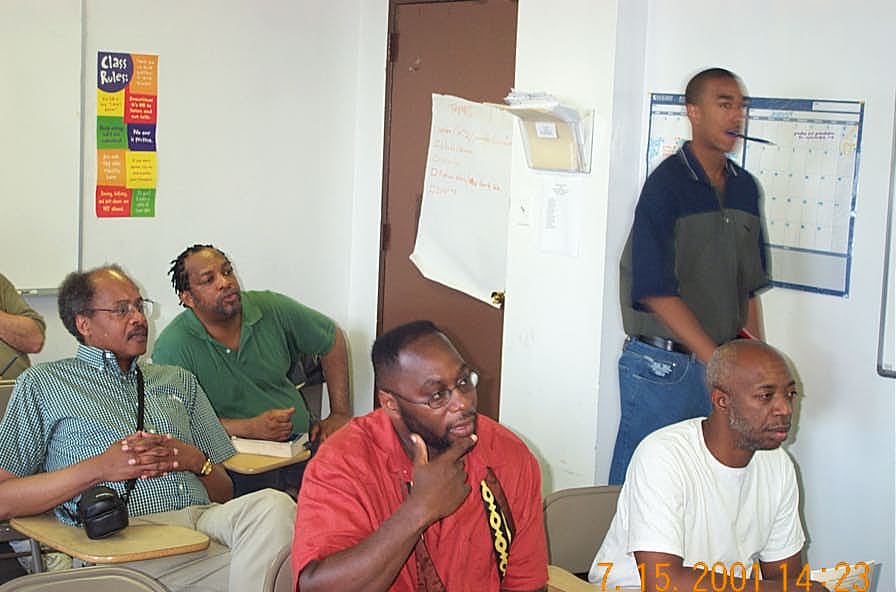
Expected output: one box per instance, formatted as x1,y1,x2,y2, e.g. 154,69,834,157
9,514,209,573
0,565,170,591
288,353,325,422
0,380,14,421
262,543,292,592
543,485,621,576
0,381,28,563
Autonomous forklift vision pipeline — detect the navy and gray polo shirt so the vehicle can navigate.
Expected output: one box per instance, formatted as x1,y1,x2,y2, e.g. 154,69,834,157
620,141,769,345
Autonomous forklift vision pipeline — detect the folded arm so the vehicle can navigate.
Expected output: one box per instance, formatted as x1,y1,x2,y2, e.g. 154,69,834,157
0,310,44,354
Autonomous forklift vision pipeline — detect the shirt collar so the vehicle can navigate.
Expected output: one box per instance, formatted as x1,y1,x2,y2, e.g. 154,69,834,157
76,343,139,377
678,141,739,184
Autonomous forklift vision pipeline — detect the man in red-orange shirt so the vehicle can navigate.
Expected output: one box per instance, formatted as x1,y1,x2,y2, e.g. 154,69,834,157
292,320,547,592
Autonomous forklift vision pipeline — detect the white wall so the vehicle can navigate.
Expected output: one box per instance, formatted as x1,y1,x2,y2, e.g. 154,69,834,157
30,0,387,415
500,0,619,492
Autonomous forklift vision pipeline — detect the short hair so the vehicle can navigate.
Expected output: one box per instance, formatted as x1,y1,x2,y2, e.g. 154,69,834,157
706,339,782,394
58,265,131,344
371,320,444,388
706,341,739,393
685,67,739,105
168,244,229,298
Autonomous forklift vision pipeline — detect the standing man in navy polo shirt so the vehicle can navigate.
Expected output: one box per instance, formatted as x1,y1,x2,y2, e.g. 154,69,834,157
609,68,769,484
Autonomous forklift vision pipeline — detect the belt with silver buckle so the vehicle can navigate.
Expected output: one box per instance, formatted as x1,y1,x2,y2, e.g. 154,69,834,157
633,335,691,355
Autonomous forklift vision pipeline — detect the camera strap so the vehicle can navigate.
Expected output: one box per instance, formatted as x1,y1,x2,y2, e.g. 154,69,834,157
61,364,147,524
121,365,146,505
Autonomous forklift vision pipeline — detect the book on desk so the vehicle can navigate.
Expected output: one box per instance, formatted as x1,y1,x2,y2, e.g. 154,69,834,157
230,432,309,457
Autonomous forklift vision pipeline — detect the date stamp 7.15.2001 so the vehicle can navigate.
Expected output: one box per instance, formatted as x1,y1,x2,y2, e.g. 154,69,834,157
592,560,874,592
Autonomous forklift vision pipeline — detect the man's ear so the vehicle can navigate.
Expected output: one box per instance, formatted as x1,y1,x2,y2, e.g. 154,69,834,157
686,102,701,125
711,387,729,413
178,290,193,308
378,389,400,416
74,314,91,341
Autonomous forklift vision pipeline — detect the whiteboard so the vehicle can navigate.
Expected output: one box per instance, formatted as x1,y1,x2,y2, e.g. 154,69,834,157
878,101,896,378
0,0,81,291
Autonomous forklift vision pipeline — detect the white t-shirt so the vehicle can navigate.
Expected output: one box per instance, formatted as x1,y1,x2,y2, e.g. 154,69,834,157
590,418,805,588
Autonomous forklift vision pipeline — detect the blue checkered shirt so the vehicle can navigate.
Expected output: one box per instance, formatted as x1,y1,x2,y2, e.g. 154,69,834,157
0,344,235,524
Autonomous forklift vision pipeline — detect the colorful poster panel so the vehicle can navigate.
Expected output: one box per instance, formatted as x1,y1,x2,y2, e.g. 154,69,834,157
96,52,158,217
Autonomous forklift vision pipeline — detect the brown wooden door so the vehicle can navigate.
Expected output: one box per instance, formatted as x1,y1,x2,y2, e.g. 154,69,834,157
378,0,517,420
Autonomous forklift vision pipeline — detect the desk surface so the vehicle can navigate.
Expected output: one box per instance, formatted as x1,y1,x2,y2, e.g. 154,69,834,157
547,565,641,592
224,449,311,475
10,514,209,564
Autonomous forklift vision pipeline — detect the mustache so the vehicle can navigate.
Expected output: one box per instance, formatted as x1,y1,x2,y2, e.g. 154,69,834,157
448,410,477,427
127,326,148,339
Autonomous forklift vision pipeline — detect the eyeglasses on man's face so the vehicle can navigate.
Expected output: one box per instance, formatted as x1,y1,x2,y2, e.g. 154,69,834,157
384,368,479,410
84,298,156,320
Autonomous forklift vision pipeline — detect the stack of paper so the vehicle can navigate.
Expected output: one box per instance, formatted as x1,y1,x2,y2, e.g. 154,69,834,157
230,432,309,458
496,90,591,173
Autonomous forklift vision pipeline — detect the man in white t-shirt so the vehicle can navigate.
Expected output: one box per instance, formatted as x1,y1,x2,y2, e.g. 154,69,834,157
591,340,827,591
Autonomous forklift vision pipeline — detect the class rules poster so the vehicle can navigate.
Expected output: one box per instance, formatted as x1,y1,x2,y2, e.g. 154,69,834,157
96,52,158,218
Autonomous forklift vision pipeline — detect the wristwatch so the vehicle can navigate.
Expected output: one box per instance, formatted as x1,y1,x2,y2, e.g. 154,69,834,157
199,456,213,477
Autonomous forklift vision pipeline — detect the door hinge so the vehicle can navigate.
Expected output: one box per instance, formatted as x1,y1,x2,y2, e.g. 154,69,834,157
381,223,391,252
388,32,399,63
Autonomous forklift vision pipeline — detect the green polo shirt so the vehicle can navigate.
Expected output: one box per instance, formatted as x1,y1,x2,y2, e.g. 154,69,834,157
0,272,46,379
152,290,335,434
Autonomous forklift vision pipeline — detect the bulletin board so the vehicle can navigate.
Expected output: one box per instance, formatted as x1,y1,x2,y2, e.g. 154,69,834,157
647,94,864,297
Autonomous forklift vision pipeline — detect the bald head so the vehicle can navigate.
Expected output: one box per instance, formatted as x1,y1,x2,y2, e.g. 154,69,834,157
706,340,786,395
704,340,797,463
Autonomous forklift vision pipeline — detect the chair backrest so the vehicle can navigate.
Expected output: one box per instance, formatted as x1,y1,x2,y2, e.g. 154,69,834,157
288,353,325,422
543,485,622,575
263,543,293,592
0,380,14,421
0,565,170,591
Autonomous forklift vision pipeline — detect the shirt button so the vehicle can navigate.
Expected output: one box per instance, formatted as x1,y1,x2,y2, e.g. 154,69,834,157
225,348,231,354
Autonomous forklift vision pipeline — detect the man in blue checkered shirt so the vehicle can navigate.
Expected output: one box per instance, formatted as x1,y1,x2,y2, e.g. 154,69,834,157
0,265,295,592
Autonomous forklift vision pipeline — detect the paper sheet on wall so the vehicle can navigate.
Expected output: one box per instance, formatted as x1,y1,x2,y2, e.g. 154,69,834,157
539,175,583,256
411,94,513,307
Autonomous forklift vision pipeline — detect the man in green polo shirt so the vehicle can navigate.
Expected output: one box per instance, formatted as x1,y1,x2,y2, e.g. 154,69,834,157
153,244,351,496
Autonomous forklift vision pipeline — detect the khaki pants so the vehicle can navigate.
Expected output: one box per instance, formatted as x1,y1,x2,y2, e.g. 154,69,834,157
117,488,295,592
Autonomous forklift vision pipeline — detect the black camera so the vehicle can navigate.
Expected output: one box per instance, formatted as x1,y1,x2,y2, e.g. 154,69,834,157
77,485,129,539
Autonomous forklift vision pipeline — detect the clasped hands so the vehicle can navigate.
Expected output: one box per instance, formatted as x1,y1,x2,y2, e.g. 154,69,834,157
102,431,200,481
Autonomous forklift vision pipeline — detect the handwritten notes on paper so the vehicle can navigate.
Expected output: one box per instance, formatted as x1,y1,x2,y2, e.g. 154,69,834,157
411,94,514,306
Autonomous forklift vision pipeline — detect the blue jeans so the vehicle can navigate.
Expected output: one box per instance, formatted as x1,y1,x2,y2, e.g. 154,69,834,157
608,339,711,484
